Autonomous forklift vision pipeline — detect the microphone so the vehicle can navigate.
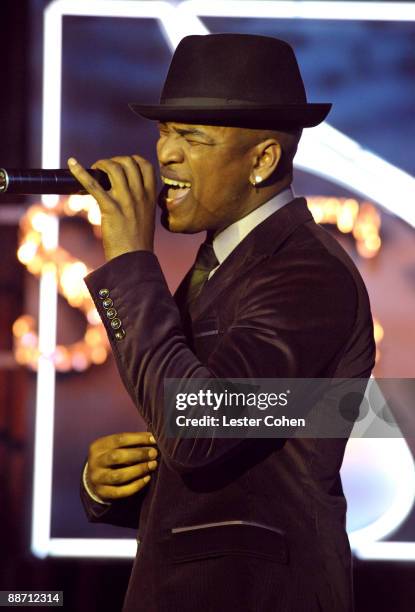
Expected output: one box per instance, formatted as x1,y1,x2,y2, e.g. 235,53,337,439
0,168,111,195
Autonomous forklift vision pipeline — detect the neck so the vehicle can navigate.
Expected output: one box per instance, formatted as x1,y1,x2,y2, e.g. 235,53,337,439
212,176,293,239
251,175,292,209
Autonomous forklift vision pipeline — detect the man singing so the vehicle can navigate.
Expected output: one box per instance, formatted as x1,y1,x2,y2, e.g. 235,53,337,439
70,34,375,611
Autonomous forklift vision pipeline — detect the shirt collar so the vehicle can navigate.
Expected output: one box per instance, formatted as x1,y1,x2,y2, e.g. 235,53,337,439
213,186,295,266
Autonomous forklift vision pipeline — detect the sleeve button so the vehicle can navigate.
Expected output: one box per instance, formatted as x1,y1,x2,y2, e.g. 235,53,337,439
98,288,110,299
111,318,122,330
106,307,117,319
102,298,113,309
114,329,126,341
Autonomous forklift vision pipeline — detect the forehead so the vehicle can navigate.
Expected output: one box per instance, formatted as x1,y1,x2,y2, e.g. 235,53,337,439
158,121,235,139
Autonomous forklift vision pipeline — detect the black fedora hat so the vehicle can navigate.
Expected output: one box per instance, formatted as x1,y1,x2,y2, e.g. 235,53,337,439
130,33,331,128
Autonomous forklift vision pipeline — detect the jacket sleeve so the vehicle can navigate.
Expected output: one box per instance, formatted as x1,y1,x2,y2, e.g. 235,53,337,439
80,461,145,530
84,250,359,475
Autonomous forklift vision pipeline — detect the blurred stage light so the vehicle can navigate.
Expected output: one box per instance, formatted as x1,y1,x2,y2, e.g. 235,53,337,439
13,201,110,373
180,0,415,22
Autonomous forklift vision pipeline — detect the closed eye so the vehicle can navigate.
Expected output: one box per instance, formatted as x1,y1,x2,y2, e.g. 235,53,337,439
185,139,205,145
184,137,215,147
157,124,215,146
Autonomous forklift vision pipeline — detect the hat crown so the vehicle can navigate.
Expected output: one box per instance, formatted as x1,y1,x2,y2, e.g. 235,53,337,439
161,34,307,106
129,33,331,128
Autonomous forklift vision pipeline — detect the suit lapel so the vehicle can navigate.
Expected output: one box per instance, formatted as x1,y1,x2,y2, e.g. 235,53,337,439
174,198,313,321
173,267,192,311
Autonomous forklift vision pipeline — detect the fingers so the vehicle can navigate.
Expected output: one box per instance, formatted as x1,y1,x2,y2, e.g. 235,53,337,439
93,459,158,487
95,475,153,500
67,157,112,204
110,156,144,197
86,430,159,500
91,431,156,453
132,154,157,195
68,153,156,261
91,158,133,205
99,155,156,205
68,157,136,213
87,431,159,501
93,445,158,469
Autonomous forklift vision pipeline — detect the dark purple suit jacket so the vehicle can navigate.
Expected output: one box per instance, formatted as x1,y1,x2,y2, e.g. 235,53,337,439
81,198,376,612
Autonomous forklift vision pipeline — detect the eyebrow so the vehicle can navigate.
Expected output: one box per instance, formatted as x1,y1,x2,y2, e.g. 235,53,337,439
158,123,215,143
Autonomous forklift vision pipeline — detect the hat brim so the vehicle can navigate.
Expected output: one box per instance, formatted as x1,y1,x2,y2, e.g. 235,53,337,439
129,102,331,128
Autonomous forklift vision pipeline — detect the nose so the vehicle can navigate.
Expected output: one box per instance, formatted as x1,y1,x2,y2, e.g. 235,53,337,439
157,132,184,166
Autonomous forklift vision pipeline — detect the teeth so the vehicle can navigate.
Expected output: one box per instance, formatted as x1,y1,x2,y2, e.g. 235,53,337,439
161,176,191,188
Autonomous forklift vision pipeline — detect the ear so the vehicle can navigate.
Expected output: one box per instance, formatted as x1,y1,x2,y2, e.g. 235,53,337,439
250,139,282,184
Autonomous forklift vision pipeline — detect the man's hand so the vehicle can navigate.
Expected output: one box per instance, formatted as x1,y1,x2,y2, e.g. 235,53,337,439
67,155,157,261
86,432,158,501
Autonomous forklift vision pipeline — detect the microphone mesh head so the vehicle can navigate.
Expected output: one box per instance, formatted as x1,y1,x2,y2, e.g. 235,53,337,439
0,169,8,193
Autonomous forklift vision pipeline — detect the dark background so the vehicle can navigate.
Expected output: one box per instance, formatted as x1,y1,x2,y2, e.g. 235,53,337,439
1,1,415,610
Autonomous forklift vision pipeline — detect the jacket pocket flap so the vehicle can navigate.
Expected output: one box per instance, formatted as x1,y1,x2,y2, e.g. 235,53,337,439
165,521,288,564
192,316,220,338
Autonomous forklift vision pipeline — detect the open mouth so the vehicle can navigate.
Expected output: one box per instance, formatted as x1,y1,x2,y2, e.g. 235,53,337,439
161,176,191,206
